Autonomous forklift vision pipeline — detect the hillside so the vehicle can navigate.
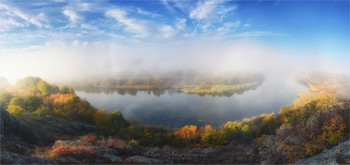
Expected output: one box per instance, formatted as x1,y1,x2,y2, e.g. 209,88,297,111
0,76,349,164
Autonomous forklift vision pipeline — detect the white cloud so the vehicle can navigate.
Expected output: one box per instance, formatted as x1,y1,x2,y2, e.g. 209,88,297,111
217,21,240,33
137,8,160,17
159,25,176,38
243,24,250,27
106,8,149,37
189,0,238,30
80,24,97,30
190,0,219,20
230,31,288,38
63,9,80,24
79,3,90,11
176,18,186,30
0,3,49,29
160,0,175,13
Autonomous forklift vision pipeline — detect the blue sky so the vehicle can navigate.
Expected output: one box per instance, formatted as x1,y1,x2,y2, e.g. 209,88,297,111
0,0,349,82
1,0,348,54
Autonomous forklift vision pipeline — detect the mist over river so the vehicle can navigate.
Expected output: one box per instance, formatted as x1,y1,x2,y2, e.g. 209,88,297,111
76,77,307,129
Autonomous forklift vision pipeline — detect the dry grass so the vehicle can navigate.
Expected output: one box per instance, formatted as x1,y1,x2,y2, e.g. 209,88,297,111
33,134,128,161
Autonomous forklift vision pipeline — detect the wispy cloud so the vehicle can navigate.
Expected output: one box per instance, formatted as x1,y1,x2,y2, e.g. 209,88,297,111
189,0,238,30
0,3,49,29
106,8,149,37
190,0,219,20
230,31,288,38
137,8,160,17
176,18,186,30
63,9,80,24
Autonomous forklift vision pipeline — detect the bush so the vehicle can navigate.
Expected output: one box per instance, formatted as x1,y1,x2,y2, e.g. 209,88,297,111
174,125,200,144
94,109,113,131
7,105,26,119
33,105,53,117
23,95,43,112
0,92,13,109
201,129,228,145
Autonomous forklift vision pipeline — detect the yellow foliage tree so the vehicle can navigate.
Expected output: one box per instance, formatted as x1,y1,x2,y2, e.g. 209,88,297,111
94,109,113,131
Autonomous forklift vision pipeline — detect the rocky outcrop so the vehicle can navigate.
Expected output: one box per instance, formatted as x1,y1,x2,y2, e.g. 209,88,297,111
124,155,162,164
0,152,56,164
295,140,350,164
22,115,97,143
0,107,41,144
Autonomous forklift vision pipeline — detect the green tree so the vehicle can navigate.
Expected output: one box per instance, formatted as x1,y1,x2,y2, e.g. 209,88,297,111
0,92,13,108
7,105,26,119
36,80,59,96
201,129,228,145
94,109,113,131
126,79,135,86
61,85,70,94
33,105,52,117
69,87,75,95
16,76,41,89
9,97,23,107
111,110,129,132
23,95,42,112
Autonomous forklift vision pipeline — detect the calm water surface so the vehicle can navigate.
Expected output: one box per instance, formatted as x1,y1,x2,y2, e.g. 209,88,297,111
76,77,307,128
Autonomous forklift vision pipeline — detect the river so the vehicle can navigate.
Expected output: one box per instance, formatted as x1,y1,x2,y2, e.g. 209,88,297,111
76,77,307,129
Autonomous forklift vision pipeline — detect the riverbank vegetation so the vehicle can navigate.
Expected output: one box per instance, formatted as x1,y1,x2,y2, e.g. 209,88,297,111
66,73,264,97
0,75,349,163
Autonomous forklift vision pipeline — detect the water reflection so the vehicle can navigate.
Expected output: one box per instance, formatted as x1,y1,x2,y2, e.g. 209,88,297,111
75,82,261,97
76,78,307,128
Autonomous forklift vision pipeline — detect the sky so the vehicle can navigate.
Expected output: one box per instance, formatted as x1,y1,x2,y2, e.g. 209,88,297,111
0,0,349,83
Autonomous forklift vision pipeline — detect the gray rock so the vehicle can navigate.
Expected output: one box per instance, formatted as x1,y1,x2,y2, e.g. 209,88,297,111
0,152,56,164
55,156,82,164
295,140,350,164
71,123,97,132
101,154,122,163
0,108,41,144
124,155,161,164
22,115,97,143
94,146,118,155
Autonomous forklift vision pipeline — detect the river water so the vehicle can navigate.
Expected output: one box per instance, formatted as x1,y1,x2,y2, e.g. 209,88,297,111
76,77,307,129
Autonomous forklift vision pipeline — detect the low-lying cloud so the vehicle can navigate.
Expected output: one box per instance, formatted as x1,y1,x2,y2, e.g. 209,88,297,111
1,39,349,84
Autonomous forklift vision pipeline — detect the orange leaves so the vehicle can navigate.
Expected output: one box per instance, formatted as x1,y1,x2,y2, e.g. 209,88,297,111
34,144,100,160
50,145,99,158
320,114,345,145
80,133,98,145
175,125,198,139
174,125,200,144
278,113,347,163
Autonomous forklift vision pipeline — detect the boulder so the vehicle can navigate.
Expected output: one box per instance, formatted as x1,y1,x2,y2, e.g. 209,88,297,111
101,154,122,163
124,155,161,164
0,108,41,144
0,152,56,164
55,156,82,164
22,115,97,143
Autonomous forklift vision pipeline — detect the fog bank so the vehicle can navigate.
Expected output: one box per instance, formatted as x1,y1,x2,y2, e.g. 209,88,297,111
1,40,349,84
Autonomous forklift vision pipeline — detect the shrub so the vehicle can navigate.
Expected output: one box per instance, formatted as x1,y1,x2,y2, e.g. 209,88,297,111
174,125,200,144
7,105,26,119
33,105,53,117
94,109,113,131
34,145,100,160
80,134,98,145
201,129,228,145
128,139,139,146
0,92,13,109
